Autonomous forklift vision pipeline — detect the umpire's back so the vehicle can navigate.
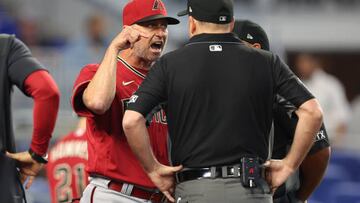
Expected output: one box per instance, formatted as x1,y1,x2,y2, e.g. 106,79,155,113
164,34,276,167
128,0,313,168
124,0,318,202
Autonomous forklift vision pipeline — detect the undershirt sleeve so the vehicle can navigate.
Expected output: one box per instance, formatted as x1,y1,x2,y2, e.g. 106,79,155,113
24,70,60,155
308,123,330,155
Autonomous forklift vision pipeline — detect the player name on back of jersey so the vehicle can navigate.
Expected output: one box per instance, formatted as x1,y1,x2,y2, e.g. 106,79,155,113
49,140,88,162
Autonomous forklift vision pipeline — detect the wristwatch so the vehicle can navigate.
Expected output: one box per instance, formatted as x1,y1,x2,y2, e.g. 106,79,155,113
28,149,48,164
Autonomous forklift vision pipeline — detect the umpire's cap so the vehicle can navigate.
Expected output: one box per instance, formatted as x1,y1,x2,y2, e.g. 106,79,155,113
123,0,179,26
177,0,233,24
233,20,270,51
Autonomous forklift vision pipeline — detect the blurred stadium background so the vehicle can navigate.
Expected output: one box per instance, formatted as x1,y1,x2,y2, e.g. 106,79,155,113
1,0,360,202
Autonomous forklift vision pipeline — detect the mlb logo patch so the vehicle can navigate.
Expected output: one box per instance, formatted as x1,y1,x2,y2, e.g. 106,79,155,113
209,45,222,52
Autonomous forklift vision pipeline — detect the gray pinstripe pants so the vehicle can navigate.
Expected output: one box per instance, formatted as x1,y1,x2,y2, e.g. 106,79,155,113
80,177,153,203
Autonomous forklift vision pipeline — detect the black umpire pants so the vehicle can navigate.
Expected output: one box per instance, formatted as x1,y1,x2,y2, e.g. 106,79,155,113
0,152,25,203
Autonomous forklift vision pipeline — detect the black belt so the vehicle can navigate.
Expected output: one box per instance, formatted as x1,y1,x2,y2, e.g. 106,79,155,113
177,165,246,183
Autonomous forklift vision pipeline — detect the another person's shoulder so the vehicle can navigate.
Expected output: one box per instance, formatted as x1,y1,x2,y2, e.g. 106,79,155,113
245,47,280,69
73,63,100,88
2,35,32,59
248,46,274,59
81,63,100,72
9,35,26,47
0,33,15,44
77,63,100,77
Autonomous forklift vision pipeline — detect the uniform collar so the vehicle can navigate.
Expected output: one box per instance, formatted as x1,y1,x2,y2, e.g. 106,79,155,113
117,56,148,79
187,32,241,44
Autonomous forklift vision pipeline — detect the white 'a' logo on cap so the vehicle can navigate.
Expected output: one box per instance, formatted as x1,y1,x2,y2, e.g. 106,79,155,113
247,33,254,40
153,0,163,10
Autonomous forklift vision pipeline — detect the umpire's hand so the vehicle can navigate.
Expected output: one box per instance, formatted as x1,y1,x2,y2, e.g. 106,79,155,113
147,164,183,203
6,151,43,189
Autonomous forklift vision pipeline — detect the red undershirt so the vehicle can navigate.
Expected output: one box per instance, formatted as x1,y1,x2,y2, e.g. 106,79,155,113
23,70,60,155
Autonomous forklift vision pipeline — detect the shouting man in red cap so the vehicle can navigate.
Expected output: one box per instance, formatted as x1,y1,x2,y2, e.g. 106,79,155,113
71,0,179,202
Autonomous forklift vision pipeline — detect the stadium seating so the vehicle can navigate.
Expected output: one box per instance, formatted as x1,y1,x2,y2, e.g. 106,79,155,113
310,150,360,203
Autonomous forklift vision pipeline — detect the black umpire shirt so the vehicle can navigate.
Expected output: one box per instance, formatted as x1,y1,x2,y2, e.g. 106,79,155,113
127,33,314,168
0,34,45,152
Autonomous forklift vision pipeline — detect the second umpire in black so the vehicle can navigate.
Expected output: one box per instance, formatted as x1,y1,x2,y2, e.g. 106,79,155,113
234,20,330,203
122,0,323,202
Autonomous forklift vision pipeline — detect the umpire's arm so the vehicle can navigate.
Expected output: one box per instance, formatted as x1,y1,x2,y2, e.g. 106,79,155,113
275,97,330,201
267,54,323,192
288,99,323,172
266,100,323,193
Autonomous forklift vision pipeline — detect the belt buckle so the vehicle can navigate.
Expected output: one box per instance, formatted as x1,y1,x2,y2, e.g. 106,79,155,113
221,166,240,178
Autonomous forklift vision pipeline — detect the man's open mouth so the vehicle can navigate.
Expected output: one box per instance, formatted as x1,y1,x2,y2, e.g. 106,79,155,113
150,41,164,52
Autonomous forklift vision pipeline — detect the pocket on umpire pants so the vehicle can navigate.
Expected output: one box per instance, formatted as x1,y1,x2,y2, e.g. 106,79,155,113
0,152,24,203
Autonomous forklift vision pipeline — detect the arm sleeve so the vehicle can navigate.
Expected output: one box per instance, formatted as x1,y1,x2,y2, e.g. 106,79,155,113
272,54,314,107
71,64,99,117
308,123,330,155
127,59,168,117
24,70,60,155
7,37,46,92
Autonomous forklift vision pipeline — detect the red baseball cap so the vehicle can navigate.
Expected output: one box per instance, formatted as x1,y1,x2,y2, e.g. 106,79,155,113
123,0,180,26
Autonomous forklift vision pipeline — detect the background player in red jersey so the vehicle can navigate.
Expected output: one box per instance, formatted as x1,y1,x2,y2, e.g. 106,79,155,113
71,0,179,202
46,117,88,203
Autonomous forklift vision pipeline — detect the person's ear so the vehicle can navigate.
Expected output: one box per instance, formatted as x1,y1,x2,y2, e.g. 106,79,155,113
252,43,262,50
188,16,196,37
229,18,235,32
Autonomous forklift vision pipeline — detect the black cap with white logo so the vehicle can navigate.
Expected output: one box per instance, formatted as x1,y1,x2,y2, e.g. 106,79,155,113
177,0,233,24
233,20,270,51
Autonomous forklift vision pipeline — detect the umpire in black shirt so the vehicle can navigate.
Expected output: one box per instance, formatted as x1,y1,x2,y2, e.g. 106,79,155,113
123,0,323,202
234,20,330,203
